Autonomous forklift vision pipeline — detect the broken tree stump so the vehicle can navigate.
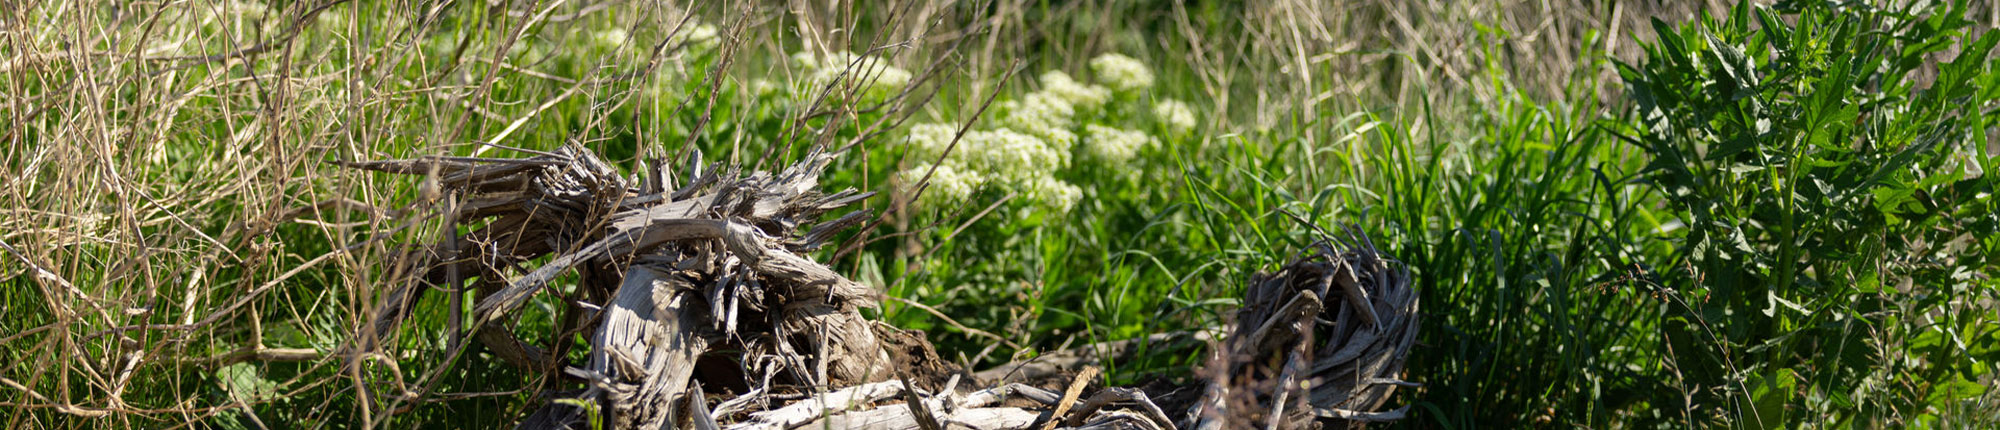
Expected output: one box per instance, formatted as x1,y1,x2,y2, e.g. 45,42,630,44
350,145,1417,430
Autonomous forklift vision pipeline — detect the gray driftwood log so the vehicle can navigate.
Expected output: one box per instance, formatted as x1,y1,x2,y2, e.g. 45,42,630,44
350,145,1417,430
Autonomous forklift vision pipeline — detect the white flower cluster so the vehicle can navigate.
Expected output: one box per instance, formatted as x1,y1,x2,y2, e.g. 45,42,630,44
989,70,1122,159
749,79,780,98
675,23,720,48
958,129,1066,175
903,123,959,162
891,53,1190,215
999,92,1079,153
898,125,1077,212
793,50,913,98
1153,99,1196,132
1089,53,1154,92
1025,177,1082,214
898,164,984,210
230,0,270,19
1083,124,1155,163
595,21,718,54
1039,71,1112,109
592,28,630,51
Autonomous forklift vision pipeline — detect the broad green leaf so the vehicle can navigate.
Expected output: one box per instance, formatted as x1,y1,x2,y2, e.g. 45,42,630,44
215,362,279,404
1747,368,1797,430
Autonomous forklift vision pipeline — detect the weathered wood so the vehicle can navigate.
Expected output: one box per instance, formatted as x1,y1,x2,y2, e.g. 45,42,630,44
722,380,1044,430
756,248,879,306
1039,366,1098,430
967,384,1063,407
1306,253,1418,423
1191,234,1419,429
974,333,1211,385
587,266,711,430
802,405,1043,430
691,381,723,430
1066,410,1167,430
900,376,945,430
725,381,907,430
1060,388,1177,430
471,218,757,327
778,305,895,385
475,321,553,370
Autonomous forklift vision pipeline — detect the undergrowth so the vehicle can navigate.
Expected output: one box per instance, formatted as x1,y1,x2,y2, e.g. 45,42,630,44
1,0,1994,428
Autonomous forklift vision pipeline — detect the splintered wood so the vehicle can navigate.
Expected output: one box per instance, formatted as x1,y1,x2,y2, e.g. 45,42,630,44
1192,231,1421,430
350,145,1416,430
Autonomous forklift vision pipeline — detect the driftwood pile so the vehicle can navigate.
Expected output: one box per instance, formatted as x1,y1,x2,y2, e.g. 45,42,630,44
347,145,1418,430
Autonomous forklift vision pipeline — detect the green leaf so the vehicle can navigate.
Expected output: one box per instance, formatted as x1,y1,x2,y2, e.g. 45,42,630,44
1652,18,1692,70
1746,368,1797,430
855,252,887,292
1761,289,1806,317
1703,29,1760,98
215,363,278,404
1925,374,1989,406
1708,134,1762,161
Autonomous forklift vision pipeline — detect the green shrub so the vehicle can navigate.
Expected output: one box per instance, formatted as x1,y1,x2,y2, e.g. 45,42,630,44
1618,1,2000,426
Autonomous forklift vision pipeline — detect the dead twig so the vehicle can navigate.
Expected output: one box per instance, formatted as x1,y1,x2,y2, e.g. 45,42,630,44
1038,366,1099,430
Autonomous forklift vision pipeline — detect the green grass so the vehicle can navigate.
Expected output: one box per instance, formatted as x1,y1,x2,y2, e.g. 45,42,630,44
2,0,1995,428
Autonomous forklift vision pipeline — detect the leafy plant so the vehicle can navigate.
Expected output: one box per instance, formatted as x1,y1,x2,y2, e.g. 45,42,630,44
1618,1,2000,426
